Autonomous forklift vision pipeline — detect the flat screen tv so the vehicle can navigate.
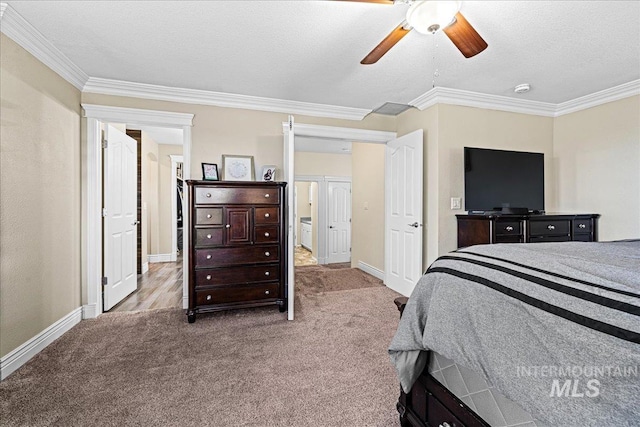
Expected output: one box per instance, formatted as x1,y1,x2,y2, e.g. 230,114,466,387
464,147,544,214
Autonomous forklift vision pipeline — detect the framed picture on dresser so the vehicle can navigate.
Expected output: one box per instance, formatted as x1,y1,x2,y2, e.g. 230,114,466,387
201,163,219,181
222,155,255,181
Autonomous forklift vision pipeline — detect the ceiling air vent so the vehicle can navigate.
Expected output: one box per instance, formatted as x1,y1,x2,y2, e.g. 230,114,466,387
372,102,412,116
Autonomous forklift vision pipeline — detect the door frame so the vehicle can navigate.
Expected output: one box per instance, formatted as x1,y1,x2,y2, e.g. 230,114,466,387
82,104,194,319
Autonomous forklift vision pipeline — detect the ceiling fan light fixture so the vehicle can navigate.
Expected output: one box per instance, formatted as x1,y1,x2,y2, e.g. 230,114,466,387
406,0,461,34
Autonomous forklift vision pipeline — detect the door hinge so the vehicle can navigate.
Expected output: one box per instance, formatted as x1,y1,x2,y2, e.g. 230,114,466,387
102,208,108,217
102,138,108,149
102,277,108,286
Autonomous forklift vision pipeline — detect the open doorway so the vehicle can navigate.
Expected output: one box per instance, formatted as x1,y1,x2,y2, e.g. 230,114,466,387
106,125,185,313
294,180,318,267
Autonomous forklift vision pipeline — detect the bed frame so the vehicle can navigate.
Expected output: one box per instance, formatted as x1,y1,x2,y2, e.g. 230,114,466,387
394,297,490,427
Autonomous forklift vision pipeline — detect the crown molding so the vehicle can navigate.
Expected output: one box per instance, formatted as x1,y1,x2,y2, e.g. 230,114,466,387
409,80,640,118
554,80,640,116
0,2,88,90
83,77,371,121
82,103,194,127
409,86,557,117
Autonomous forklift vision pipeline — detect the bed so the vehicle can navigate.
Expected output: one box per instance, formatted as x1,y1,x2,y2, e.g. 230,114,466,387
389,240,640,427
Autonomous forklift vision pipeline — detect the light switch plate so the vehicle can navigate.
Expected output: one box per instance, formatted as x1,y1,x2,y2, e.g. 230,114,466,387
451,197,461,210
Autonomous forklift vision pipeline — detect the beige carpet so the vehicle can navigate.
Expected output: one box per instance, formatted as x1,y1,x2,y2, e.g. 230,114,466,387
295,264,383,295
1,271,402,427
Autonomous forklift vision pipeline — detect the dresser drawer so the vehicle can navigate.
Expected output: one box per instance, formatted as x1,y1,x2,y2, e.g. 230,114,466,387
195,187,279,205
255,225,279,243
195,264,280,287
195,208,223,225
255,207,279,224
427,392,463,427
195,245,279,267
494,221,522,236
529,220,570,236
196,282,279,306
194,228,224,247
573,219,592,234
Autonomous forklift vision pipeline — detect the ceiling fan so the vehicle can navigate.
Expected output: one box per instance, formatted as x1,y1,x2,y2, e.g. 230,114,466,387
345,0,488,64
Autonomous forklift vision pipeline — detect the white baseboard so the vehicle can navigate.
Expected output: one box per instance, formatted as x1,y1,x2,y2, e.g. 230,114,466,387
358,261,385,281
142,262,149,274
1,307,83,380
82,303,99,319
148,253,173,263
182,295,188,310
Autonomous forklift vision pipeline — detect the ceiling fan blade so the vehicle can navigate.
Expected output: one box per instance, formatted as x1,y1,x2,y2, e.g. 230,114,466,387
361,23,411,65
443,12,488,58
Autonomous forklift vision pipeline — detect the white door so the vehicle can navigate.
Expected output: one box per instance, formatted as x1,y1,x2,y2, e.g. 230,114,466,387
327,181,351,264
384,130,423,296
103,125,138,311
283,116,295,320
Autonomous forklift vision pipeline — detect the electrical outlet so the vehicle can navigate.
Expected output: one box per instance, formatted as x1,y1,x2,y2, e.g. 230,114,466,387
451,197,462,210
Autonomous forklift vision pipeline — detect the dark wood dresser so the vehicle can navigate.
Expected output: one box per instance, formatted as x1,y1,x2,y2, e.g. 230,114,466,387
457,213,599,248
186,181,287,323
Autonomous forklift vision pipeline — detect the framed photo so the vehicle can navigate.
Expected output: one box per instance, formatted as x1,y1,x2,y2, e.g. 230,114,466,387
261,165,277,182
201,163,219,181
222,155,255,181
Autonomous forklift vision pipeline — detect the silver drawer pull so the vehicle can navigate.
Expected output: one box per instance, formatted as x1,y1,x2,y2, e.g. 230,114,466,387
547,225,556,230
206,275,211,280
264,213,270,218
264,194,270,198
265,290,270,295
264,232,270,237
265,251,270,257
579,223,586,229
505,226,514,232
206,295,212,301
225,224,230,228
207,214,212,219
205,193,212,198
207,234,212,239
265,271,270,276
439,423,451,427
206,254,212,260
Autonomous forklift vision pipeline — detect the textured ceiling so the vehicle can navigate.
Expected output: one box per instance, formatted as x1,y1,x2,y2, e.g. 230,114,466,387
6,0,640,110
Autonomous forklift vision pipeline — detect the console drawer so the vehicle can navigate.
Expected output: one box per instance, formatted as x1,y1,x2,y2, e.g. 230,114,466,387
195,265,280,287
195,245,279,267
573,219,592,234
494,221,522,236
195,187,279,205
529,220,570,237
196,282,279,305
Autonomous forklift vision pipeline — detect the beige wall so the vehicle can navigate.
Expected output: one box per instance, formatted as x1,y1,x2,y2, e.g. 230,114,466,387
294,152,352,176
0,35,82,357
158,144,183,254
351,142,385,271
142,132,160,257
553,96,640,240
397,105,555,264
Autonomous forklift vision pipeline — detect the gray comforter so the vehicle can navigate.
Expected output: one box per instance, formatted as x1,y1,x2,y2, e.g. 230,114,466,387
389,240,640,427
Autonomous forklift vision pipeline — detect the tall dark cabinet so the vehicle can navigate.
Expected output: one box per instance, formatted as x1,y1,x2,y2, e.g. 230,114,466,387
186,181,287,323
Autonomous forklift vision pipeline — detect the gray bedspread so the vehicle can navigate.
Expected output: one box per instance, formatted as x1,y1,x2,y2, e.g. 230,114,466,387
389,240,640,427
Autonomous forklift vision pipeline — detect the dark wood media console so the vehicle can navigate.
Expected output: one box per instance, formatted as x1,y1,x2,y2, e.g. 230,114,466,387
457,213,599,248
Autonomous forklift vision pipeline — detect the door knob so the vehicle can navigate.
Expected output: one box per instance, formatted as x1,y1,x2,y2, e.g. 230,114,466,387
408,222,422,228
329,225,334,229
132,221,140,226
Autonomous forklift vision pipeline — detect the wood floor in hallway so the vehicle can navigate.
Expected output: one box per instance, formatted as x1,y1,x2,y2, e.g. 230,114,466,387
110,259,183,312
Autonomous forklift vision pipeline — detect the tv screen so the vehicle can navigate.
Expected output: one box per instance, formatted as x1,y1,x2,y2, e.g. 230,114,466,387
464,147,544,213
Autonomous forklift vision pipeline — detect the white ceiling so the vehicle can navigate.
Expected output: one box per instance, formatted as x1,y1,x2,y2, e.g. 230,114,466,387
5,1,640,111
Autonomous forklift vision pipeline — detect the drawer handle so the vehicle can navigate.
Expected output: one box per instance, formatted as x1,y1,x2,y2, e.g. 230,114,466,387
547,225,556,230
439,423,451,427
264,232,270,237
205,193,212,198
206,254,212,260
225,224,230,229
206,275,211,280
265,251,270,257
579,223,586,229
207,214,212,219
207,234,212,239
206,295,212,301
265,290,270,295
265,271,270,276
265,194,270,198
264,213,270,218
505,226,514,232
